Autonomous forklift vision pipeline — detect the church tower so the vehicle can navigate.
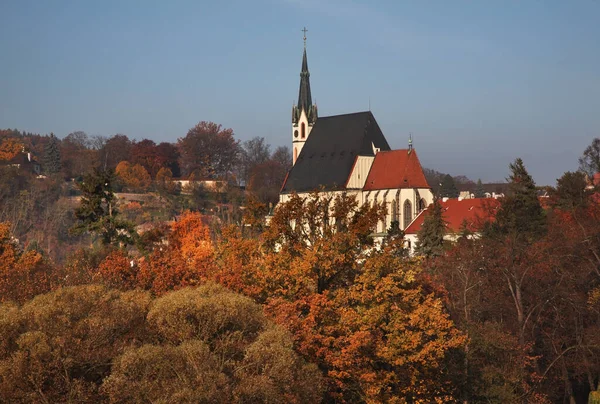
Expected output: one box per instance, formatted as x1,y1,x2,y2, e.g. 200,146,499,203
292,27,318,165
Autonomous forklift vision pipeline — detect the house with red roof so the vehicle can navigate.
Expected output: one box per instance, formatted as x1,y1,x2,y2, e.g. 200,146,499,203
279,36,434,235
403,197,500,254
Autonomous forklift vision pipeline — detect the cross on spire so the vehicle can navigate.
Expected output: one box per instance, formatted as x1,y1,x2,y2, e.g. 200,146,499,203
302,27,308,47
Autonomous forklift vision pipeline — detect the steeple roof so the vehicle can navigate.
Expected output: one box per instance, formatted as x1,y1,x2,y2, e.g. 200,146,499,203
297,47,313,113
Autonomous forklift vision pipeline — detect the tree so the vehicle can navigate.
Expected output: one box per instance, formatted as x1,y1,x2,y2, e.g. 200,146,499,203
98,134,132,170
0,285,152,403
247,160,288,204
72,168,136,246
60,131,96,178
0,136,23,161
42,133,61,174
474,178,485,198
101,284,323,403
490,158,545,240
0,222,57,303
115,161,151,191
440,174,459,198
579,138,600,177
272,145,292,170
551,171,591,211
414,198,446,257
241,136,271,183
178,121,240,179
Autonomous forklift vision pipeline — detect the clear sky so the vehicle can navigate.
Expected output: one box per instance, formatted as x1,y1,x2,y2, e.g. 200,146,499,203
1,0,599,185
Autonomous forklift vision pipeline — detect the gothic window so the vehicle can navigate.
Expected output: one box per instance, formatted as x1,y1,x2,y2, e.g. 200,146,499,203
403,200,412,229
418,198,426,212
301,122,306,139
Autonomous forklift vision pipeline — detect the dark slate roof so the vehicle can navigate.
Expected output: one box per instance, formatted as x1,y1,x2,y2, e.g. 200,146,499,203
293,47,317,124
298,48,312,112
281,111,391,193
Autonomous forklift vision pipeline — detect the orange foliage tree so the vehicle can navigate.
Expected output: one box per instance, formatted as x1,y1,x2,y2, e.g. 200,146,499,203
95,211,216,295
0,137,23,161
115,161,151,191
211,192,465,402
0,222,56,303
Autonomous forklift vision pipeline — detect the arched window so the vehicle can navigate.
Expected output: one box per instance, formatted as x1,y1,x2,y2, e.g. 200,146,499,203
418,198,426,212
301,122,306,139
403,200,412,229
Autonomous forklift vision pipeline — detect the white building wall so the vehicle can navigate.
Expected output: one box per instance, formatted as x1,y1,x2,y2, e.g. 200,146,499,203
346,156,375,189
292,109,314,165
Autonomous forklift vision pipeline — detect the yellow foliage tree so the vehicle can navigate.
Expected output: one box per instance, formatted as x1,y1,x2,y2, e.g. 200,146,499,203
115,161,151,191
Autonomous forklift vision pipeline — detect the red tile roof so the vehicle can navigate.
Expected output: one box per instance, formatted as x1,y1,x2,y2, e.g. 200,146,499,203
404,198,500,235
362,149,429,191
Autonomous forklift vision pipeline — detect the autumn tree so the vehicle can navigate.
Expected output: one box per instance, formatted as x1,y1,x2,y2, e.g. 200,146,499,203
0,136,23,161
178,121,240,179
72,168,136,246
98,134,132,170
0,285,152,402
115,161,151,191
102,283,323,403
0,222,57,303
61,130,96,178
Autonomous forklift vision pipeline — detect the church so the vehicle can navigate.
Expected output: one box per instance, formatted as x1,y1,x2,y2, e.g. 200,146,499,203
279,34,434,235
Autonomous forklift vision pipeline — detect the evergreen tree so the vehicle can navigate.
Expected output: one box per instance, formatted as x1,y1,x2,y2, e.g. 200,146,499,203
71,168,136,246
43,133,61,174
440,174,459,198
474,178,485,198
415,198,446,257
487,158,545,240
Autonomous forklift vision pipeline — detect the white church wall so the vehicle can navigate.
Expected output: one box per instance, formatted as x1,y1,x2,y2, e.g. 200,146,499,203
292,109,313,165
346,156,375,189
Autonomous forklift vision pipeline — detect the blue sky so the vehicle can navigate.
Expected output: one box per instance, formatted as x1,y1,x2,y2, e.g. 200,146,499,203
1,0,599,185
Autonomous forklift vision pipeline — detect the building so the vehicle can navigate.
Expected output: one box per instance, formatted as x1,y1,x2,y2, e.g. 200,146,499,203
404,197,500,254
0,149,41,175
280,33,434,235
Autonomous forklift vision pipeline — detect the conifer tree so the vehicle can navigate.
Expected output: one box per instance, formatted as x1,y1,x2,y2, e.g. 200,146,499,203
71,168,136,246
487,158,545,240
440,174,459,198
43,133,61,174
474,178,485,198
415,198,446,257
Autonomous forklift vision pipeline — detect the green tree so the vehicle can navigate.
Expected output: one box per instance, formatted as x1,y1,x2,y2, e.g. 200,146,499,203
42,133,61,174
474,178,485,198
71,168,136,246
488,158,545,240
551,171,591,211
415,198,446,257
440,174,459,198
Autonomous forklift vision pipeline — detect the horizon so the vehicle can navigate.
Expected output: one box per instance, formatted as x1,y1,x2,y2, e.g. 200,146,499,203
1,0,599,185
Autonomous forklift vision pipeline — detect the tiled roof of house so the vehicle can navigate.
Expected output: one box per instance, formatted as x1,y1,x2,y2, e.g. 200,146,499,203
281,111,391,193
362,149,429,191
404,198,500,235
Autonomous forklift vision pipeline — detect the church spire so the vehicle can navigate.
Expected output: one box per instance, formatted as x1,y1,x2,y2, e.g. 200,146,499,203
293,27,317,125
